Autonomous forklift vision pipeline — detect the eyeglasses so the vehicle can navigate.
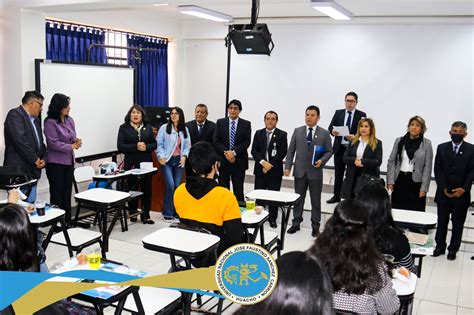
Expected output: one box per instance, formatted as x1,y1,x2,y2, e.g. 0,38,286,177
33,100,43,106
170,112,179,116
345,99,356,104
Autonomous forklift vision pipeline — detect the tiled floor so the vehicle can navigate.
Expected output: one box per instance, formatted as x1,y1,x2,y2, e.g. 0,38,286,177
44,186,474,314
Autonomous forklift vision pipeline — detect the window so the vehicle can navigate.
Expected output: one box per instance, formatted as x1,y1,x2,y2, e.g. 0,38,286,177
104,31,128,66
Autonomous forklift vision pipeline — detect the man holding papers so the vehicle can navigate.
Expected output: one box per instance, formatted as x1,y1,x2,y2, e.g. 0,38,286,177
327,92,367,203
285,105,333,237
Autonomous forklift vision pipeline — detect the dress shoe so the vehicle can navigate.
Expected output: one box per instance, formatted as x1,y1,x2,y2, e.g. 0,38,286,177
287,225,300,234
311,229,320,237
432,248,446,257
269,221,278,229
447,251,456,261
326,196,341,204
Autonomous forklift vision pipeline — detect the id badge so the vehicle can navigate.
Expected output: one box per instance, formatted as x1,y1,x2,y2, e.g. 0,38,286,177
271,143,277,157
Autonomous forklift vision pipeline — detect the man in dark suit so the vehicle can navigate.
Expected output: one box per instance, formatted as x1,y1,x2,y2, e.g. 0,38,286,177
433,121,474,261
251,111,288,228
285,105,333,237
185,104,216,176
213,99,251,202
327,91,367,203
186,104,216,145
4,91,47,202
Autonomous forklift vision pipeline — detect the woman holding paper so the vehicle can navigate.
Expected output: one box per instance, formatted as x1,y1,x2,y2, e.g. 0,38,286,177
340,118,383,199
386,116,433,211
117,105,157,224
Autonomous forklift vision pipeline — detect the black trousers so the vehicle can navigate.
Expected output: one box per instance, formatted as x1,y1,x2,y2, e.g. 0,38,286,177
218,162,246,202
333,145,347,198
254,173,283,222
46,163,74,223
127,174,152,220
391,172,426,211
435,196,470,253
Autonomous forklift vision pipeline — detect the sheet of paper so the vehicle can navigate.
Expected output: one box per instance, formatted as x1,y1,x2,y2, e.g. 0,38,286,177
333,126,350,136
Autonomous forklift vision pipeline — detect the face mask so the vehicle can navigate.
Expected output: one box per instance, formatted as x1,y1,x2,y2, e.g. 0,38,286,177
450,133,464,144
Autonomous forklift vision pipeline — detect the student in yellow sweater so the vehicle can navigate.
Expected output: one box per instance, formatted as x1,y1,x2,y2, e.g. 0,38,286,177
174,141,244,255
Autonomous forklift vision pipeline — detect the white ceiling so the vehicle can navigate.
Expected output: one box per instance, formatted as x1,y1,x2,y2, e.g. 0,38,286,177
13,0,474,19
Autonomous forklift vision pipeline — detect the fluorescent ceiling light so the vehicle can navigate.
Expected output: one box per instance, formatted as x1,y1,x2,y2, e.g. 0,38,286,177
178,5,233,23
311,0,353,20
153,3,169,6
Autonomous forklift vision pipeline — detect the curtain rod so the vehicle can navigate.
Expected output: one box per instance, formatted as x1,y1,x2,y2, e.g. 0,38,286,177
46,17,172,42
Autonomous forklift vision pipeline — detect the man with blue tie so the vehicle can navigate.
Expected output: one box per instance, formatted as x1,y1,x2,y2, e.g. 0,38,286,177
327,91,366,203
433,121,474,261
213,99,251,202
284,105,333,237
4,91,47,202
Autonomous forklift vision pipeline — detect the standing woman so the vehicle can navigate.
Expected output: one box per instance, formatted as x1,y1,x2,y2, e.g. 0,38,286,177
156,107,191,222
341,118,383,199
387,116,433,211
44,93,81,224
117,105,157,224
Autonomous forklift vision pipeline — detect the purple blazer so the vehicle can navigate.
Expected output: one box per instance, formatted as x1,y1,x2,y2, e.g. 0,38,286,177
44,116,77,165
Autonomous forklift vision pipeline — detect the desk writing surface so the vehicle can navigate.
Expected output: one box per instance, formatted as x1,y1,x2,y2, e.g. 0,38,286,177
246,190,300,203
241,210,269,225
142,228,220,254
93,172,129,181
29,208,65,224
75,188,130,204
392,272,417,297
392,209,437,226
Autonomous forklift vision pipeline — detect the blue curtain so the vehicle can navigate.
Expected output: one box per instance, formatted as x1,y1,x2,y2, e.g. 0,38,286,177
127,35,168,107
46,23,106,64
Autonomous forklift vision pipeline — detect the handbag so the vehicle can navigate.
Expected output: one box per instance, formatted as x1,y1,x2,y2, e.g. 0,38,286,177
354,173,385,195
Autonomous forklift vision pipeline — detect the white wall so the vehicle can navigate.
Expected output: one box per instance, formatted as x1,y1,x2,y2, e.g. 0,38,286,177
180,20,474,172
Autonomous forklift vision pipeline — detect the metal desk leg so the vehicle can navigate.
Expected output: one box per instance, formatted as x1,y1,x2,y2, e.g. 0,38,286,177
60,218,74,257
132,289,145,314
101,207,109,252
278,205,293,252
42,222,57,252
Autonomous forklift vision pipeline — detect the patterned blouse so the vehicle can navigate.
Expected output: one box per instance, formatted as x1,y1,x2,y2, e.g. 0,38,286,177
333,263,400,314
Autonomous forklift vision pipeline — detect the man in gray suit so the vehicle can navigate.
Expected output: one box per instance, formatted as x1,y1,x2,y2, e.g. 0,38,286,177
285,105,333,237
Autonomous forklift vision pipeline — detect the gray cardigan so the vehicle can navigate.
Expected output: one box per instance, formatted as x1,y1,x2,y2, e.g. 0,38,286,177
386,137,433,192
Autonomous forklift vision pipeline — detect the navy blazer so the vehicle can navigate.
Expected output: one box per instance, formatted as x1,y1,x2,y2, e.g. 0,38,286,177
213,117,251,169
3,106,46,178
328,109,367,153
185,119,216,145
251,127,288,178
434,141,474,203
117,122,157,169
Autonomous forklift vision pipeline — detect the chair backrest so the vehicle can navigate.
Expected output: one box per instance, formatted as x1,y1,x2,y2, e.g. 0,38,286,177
74,166,95,183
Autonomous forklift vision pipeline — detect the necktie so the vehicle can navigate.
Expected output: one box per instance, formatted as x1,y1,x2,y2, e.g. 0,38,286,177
230,120,236,149
346,111,352,130
198,124,203,136
307,127,313,148
266,131,272,160
453,145,458,157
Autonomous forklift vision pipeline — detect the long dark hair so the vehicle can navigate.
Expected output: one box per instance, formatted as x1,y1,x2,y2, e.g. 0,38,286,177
166,106,188,138
0,203,38,272
124,104,149,124
234,251,334,315
309,199,385,295
355,182,399,253
46,93,70,122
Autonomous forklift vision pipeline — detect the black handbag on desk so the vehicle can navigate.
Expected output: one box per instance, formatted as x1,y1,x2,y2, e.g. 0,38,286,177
354,173,385,195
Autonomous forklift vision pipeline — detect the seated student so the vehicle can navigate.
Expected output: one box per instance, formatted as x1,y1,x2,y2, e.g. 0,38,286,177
234,251,334,315
356,182,415,272
0,203,94,315
308,199,400,314
174,141,244,256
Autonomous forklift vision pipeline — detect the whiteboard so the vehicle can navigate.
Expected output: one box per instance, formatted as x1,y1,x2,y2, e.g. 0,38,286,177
38,62,134,158
227,23,473,172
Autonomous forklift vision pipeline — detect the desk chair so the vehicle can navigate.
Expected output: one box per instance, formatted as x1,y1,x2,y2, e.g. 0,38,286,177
50,227,105,259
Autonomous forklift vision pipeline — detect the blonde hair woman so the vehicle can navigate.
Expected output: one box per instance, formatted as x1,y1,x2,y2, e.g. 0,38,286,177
341,118,383,199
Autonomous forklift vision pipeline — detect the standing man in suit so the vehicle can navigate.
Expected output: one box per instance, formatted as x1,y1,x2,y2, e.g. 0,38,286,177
185,104,216,176
433,121,474,261
4,91,47,202
285,105,333,237
186,104,216,145
213,99,251,202
327,92,366,203
251,111,288,228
